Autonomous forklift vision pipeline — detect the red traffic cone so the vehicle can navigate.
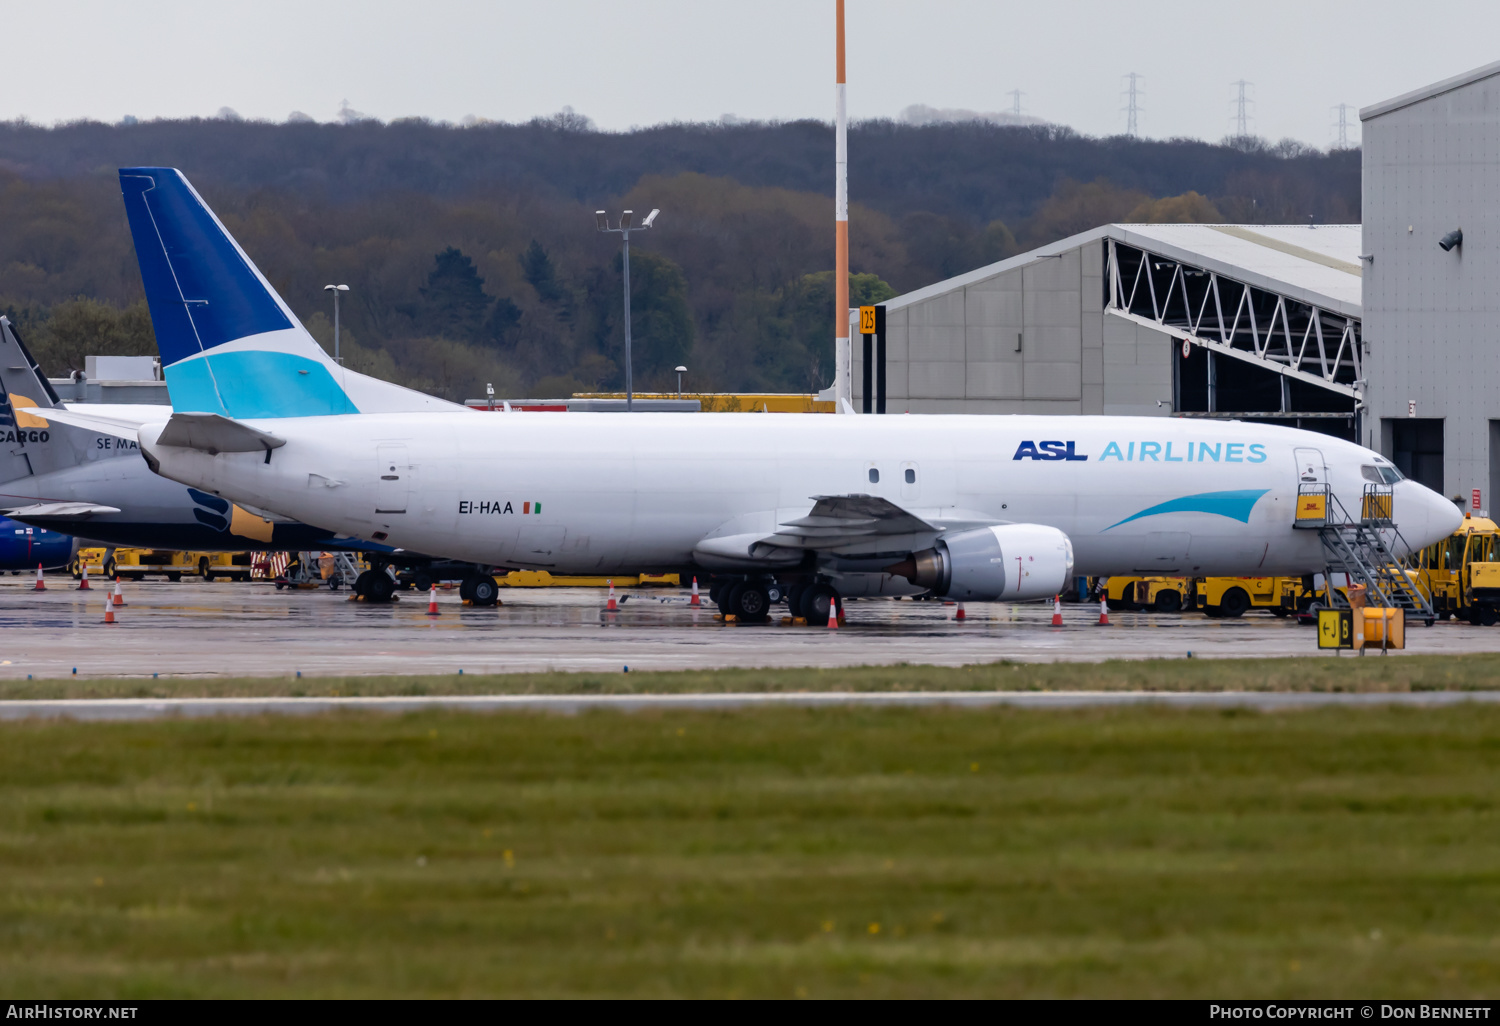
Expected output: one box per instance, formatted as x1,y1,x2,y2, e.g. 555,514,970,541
78,562,91,590
112,576,127,608
1098,594,1109,626
955,601,966,622
606,580,618,611
1051,595,1064,627
826,597,840,630
33,563,45,591
103,590,116,625
689,576,702,607
426,585,440,616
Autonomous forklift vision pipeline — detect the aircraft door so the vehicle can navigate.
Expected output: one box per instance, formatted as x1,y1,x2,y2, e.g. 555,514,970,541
376,443,409,514
1294,447,1326,488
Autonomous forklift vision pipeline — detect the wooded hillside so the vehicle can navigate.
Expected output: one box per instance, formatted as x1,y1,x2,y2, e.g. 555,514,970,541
0,118,1360,398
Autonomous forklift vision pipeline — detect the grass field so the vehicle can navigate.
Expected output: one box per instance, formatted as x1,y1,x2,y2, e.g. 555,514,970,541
2,703,1498,997
5,652,1500,700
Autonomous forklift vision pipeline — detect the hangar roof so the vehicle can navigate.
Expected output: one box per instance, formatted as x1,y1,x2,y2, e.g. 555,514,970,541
887,222,1363,320
1360,58,1500,122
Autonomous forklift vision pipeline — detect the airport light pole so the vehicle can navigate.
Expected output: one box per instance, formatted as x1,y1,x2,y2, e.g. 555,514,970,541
675,365,686,398
595,208,659,411
323,284,349,364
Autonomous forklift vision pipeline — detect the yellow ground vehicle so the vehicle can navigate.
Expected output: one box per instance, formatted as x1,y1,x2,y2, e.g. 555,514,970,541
73,547,193,581
1106,576,1194,612
1417,513,1500,624
1198,577,1301,618
195,552,255,582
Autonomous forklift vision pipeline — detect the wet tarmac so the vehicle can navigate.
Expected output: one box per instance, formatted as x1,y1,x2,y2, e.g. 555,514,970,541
3,574,1498,680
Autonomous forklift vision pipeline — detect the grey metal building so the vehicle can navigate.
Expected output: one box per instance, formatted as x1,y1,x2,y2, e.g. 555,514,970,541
1361,60,1500,508
852,223,1362,437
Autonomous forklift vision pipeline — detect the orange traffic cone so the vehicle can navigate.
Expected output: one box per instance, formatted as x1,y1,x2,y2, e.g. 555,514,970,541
826,597,839,630
606,580,618,611
426,585,440,616
78,562,91,590
33,563,45,591
103,590,116,625
1098,594,1109,626
1051,595,1064,627
955,602,966,622
112,576,127,608
689,577,702,607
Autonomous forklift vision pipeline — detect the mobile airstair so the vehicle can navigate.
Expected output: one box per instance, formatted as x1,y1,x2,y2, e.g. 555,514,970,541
1294,484,1436,623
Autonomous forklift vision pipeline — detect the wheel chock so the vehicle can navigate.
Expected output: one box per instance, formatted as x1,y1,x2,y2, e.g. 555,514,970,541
793,617,808,626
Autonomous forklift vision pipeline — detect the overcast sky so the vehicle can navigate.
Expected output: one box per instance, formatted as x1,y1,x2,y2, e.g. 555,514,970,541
7,1,1499,146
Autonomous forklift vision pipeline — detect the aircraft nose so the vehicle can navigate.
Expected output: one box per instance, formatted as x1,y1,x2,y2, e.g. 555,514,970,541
1398,481,1463,550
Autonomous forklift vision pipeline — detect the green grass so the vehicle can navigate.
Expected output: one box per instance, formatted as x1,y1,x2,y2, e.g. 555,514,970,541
4,653,1500,700
1,705,1498,997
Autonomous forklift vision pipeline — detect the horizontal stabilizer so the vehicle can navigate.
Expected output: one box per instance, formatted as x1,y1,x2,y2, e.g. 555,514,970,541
9,404,154,440
3,502,122,518
156,413,285,454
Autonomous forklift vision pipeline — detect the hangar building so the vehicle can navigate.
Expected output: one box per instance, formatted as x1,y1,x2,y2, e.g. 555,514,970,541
850,223,1362,439
1361,59,1500,507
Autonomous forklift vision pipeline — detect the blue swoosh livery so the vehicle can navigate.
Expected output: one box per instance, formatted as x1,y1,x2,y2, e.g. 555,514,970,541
1105,489,1270,530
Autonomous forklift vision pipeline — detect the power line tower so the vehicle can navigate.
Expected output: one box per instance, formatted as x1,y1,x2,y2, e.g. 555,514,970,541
1230,80,1254,138
1331,103,1355,148
1121,73,1144,137
1007,89,1025,117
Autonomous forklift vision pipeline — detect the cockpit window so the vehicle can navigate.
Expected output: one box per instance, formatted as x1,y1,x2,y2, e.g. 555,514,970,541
1363,464,1405,485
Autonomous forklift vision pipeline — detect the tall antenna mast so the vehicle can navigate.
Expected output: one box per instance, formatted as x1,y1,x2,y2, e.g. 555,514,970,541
1121,73,1143,137
1231,79,1254,138
833,0,851,410
1008,89,1024,116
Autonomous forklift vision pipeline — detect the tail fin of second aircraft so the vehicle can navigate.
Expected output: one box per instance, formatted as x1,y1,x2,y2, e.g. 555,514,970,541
0,318,62,482
118,168,460,420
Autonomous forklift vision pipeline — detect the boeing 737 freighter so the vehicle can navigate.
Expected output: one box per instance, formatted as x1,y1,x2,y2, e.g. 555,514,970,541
33,168,1462,624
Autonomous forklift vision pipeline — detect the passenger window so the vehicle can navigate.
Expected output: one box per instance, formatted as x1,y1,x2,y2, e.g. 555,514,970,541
869,468,879,484
905,468,916,484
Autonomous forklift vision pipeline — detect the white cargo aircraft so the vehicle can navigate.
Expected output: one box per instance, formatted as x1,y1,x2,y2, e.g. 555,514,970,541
35,168,1462,624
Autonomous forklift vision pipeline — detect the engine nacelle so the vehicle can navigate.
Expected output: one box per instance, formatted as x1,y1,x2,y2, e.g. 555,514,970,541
890,524,1074,602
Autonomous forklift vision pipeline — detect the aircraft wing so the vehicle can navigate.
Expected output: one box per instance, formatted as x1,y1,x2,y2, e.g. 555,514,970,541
763,494,939,550
693,494,962,568
2,502,122,518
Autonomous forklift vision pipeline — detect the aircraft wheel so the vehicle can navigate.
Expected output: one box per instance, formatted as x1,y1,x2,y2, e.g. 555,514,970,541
198,557,212,581
413,572,435,593
470,575,499,607
1218,588,1251,619
365,571,395,604
708,582,724,606
728,581,770,622
353,569,376,599
1153,590,1182,614
802,584,837,627
787,584,808,619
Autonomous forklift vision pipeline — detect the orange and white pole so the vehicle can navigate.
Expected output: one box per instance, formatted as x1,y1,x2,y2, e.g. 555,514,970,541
103,590,115,625
606,580,618,612
833,0,851,411
112,576,127,608
426,585,440,616
78,561,90,590
689,576,702,607
34,563,45,591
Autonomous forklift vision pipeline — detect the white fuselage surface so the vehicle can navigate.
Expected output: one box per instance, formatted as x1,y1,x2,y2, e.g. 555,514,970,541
139,411,1461,579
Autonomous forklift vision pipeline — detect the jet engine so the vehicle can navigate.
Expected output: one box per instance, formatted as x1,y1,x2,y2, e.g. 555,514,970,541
888,524,1074,602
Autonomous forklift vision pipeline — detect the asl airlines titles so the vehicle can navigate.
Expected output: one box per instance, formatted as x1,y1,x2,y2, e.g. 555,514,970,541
1013,440,1270,464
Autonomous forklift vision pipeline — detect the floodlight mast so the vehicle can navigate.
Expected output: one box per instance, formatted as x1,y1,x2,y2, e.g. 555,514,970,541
323,284,349,363
595,208,661,411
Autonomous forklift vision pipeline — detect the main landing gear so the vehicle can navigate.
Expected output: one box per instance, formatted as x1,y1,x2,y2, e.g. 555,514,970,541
711,576,839,626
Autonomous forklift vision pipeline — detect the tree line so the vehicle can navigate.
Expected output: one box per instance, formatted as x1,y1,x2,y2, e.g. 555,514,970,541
0,118,1361,399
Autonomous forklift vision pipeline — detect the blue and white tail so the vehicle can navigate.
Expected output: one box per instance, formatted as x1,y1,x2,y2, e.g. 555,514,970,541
119,168,460,419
